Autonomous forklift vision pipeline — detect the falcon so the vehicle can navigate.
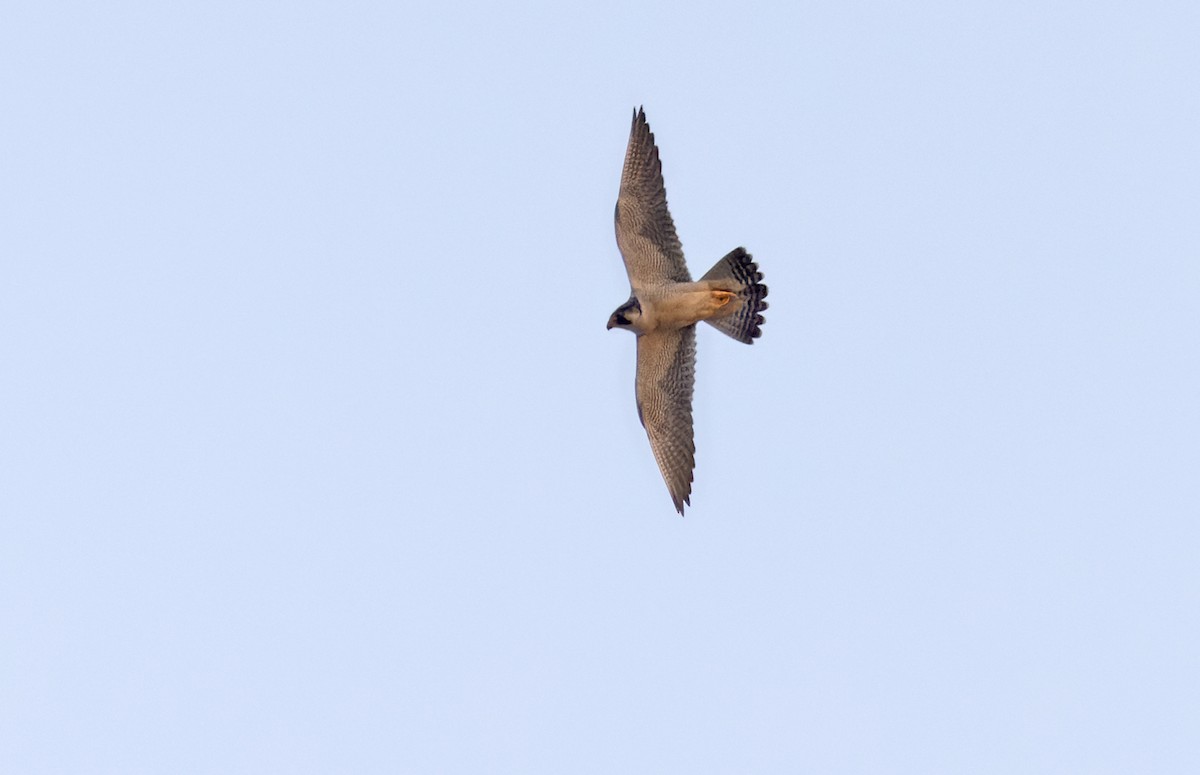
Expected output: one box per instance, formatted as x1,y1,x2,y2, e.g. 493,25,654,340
607,107,769,515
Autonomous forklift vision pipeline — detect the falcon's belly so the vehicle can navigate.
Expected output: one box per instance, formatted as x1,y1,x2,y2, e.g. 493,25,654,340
639,283,742,332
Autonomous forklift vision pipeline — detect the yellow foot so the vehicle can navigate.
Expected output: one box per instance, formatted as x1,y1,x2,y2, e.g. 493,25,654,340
711,290,735,307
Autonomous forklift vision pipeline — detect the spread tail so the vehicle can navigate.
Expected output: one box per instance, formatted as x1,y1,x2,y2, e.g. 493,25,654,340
700,247,768,343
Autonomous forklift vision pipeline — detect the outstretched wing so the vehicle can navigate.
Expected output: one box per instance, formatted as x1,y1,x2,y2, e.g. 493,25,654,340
635,325,697,514
615,107,691,287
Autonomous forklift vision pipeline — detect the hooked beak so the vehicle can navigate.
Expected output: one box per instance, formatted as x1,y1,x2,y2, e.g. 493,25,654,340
606,317,616,330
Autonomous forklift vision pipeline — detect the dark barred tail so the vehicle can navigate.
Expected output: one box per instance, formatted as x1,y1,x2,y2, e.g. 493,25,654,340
700,247,769,343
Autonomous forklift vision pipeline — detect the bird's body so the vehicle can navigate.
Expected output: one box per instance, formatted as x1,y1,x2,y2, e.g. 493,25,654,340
607,108,769,515
610,282,738,335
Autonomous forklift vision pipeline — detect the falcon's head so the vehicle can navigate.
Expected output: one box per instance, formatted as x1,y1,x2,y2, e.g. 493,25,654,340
606,297,643,332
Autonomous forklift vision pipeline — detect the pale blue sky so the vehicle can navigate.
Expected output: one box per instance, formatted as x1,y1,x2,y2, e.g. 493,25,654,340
3,1,1198,772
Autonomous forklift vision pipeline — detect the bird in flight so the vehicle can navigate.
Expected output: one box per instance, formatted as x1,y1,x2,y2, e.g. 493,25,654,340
607,107,768,515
